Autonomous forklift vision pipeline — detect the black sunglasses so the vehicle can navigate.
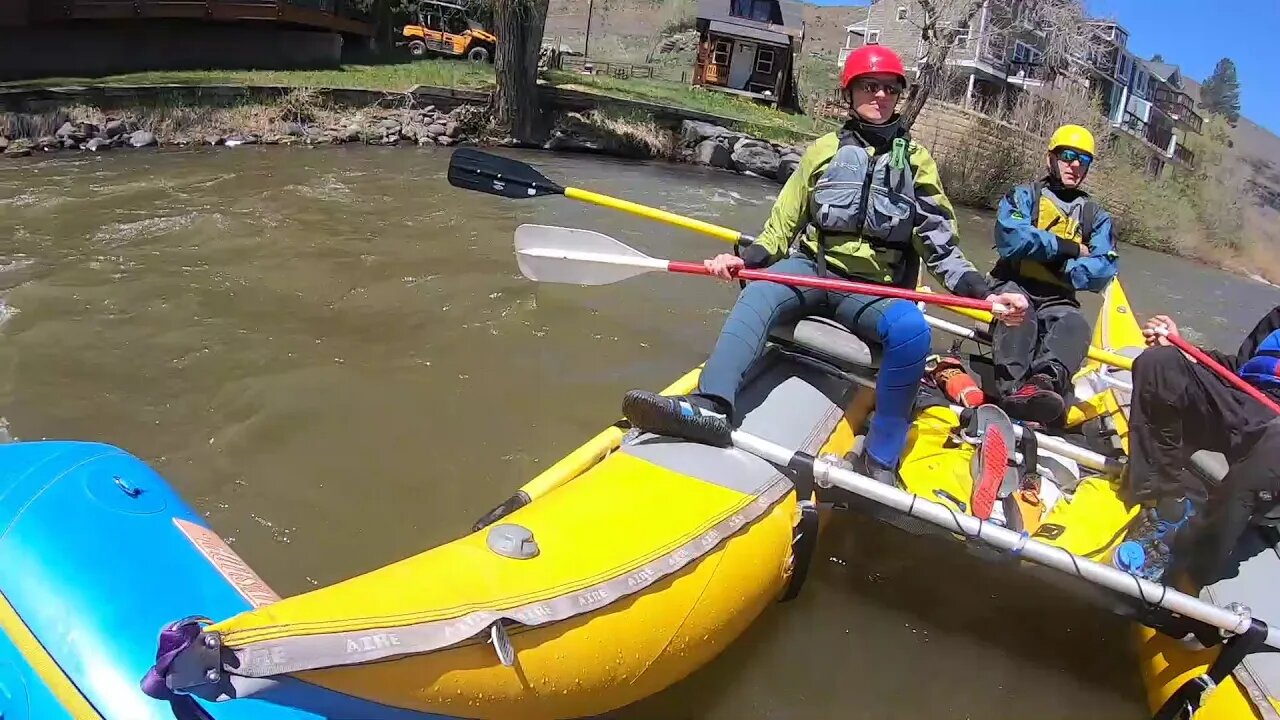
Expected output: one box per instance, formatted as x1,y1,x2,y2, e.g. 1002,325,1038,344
852,79,904,97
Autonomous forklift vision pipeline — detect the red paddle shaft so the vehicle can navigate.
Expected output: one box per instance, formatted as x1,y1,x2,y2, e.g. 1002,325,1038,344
1163,332,1280,415
664,261,1001,313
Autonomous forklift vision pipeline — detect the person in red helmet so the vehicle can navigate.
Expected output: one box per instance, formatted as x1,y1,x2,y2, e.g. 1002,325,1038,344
622,45,1027,487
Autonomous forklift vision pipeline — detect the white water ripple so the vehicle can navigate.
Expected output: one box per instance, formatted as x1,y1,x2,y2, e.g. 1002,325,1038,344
91,212,213,246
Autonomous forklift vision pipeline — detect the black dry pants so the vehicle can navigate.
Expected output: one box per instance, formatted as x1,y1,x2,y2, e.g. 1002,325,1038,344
990,279,1091,397
1125,344,1280,586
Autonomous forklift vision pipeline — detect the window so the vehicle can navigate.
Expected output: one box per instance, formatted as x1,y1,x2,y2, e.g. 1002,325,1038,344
711,39,731,65
1012,40,1042,64
866,29,881,45
896,5,908,21
1115,29,1129,48
755,47,775,74
952,21,970,49
1109,84,1125,119
1132,69,1147,98
729,0,780,24
444,13,468,34
1115,53,1131,82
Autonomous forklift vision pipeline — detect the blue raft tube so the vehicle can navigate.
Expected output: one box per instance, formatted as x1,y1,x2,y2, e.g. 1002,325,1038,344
0,439,458,720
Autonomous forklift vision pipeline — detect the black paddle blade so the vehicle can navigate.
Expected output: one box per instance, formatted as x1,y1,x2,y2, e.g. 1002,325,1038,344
447,148,566,199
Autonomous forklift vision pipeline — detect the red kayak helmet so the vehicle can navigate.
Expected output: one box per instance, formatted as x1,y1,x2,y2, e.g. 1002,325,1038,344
841,45,908,89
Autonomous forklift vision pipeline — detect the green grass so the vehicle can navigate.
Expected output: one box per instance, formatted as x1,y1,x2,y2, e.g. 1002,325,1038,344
1,60,496,92
4,58,839,145
544,70,837,144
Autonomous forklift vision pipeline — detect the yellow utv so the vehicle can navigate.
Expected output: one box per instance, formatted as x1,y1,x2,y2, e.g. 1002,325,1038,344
398,0,497,63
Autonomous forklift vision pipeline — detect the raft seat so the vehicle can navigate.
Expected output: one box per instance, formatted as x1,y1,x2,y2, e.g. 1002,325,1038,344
1191,450,1280,526
769,316,881,370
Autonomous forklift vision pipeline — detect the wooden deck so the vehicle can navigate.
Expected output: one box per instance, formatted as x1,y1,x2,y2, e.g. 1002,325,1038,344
20,0,373,35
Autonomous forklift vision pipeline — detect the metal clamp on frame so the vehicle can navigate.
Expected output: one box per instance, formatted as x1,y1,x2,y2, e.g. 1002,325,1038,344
1152,614,1270,720
779,450,819,603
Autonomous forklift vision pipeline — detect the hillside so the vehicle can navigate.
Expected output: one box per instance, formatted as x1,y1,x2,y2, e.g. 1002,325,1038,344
1182,76,1280,252
543,0,867,68
1233,116,1280,219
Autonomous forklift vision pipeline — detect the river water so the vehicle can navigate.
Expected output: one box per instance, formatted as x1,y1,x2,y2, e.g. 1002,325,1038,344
2,146,1279,719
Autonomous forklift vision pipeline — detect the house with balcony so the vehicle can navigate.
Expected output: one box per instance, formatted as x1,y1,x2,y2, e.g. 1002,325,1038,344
1110,59,1203,173
837,2,1202,174
1066,20,1136,123
840,1,1057,111
693,0,805,111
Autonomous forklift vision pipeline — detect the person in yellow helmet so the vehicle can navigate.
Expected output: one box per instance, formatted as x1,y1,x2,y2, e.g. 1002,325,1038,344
987,124,1119,425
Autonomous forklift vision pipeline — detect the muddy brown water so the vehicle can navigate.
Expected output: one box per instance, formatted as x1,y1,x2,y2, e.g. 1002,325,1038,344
3,146,1279,719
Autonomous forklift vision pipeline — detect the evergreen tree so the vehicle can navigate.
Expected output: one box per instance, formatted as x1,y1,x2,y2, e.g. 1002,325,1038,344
1151,53,1164,62
1201,57,1242,124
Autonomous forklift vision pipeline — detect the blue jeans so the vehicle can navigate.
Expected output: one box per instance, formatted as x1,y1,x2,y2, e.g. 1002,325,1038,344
697,257,931,468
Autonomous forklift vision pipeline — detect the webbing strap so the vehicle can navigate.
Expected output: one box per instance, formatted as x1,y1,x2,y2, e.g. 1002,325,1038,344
140,617,217,720
1152,617,1270,720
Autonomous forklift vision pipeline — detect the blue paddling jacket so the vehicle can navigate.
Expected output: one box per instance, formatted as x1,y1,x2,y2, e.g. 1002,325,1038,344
990,179,1119,300
1206,306,1280,394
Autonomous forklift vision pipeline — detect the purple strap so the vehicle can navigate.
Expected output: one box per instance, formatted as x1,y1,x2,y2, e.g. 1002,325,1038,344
140,617,216,720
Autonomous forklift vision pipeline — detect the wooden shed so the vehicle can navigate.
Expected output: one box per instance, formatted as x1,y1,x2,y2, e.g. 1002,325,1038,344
693,0,804,111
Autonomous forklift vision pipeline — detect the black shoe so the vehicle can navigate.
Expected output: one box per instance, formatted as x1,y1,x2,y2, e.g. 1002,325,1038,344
1000,373,1065,426
843,446,905,489
621,390,732,447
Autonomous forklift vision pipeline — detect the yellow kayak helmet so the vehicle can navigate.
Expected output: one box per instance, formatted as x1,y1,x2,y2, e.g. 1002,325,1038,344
1049,124,1096,155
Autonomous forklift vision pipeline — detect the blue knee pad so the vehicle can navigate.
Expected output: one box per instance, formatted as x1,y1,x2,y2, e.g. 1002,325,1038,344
865,301,931,467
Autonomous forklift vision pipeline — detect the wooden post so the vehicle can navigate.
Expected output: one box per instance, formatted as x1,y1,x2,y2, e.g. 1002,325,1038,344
584,0,594,57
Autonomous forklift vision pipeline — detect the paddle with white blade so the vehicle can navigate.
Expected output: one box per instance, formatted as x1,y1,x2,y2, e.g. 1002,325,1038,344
514,224,1010,315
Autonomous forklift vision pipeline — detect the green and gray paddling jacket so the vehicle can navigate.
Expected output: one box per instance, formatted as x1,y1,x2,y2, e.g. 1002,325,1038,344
742,122,991,299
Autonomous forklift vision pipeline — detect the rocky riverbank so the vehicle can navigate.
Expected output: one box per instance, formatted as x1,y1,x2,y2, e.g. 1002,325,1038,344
0,94,808,190
673,120,804,185
0,102,482,157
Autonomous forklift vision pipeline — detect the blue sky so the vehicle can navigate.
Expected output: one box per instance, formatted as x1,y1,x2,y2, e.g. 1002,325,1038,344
809,0,1279,134
1088,0,1278,133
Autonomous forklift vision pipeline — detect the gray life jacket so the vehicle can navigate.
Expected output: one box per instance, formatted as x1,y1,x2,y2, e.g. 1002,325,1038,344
803,131,917,280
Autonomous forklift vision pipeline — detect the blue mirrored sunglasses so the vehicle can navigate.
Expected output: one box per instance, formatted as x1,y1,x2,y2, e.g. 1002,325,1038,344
1057,148,1093,166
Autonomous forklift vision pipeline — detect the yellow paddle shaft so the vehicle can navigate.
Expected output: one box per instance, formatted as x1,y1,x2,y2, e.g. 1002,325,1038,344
943,303,1134,371
564,187,746,245
516,366,703,502
565,184,1135,372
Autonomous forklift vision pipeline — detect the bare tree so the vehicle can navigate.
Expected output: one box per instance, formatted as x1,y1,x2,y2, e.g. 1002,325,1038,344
898,0,985,129
492,0,550,144
899,0,1098,129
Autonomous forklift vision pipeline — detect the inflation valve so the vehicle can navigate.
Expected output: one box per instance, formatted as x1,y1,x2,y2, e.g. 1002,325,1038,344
487,523,539,559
